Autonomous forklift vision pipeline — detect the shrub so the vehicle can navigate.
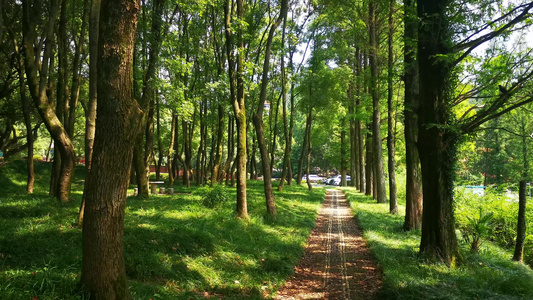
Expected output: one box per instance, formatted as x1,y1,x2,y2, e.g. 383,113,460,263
197,184,229,208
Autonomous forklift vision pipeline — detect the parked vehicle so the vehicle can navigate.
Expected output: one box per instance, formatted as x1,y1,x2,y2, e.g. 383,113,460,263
327,175,351,186
301,174,325,182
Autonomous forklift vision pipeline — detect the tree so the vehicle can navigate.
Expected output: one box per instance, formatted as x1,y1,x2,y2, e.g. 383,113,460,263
225,0,248,218
22,0,76,202
386,0,398,214
402,0,422,230
253,0,288,217
417,0,533,264
81,0,140,297
133,0,165,196
79,0,101,226
513,180,527,262
368,0,387,204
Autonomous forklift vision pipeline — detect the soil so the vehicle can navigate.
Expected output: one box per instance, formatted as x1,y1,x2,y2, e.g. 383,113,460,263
274,189,383,299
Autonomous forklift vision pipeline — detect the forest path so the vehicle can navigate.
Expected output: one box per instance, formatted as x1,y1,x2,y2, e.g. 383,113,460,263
275,189,382,299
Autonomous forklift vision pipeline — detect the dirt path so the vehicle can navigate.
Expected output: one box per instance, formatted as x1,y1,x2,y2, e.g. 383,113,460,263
275,189,382,299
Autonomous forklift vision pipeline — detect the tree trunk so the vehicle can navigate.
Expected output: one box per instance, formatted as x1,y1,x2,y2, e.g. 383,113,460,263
168,114,177,187
513,180,527,262
417,0,459,264
211,104,224,186
356,51,365,193
223,116,235,184
79,0,100,226
134,0,164,195
253,0,287,216
278,25,292,191
402,0,422,231
365,126,373,196
225,0,247,218
348,79,357,188
340,117,347,186
81,0,139,298
305,109,313,192
369,0,387,204
287,82,295,186
297,113,310,186
66,0,89,139
22,0,75,203
387,0,398,214
16,42,34,194
155,94,163,181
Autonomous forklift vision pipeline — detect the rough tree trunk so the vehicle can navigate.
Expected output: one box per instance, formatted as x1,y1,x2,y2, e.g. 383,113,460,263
81,0,140,298
387,0,398,214
402,0,422,231
22,0,75,203
512,180,527,262
417,0,459,264
369,0,387,204
225,0,247,218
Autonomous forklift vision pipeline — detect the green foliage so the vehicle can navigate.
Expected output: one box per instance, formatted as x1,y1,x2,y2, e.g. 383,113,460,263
463,208,494,253
343,187,533,299
455,187,533,268
195,184,230,208
0,163,325,299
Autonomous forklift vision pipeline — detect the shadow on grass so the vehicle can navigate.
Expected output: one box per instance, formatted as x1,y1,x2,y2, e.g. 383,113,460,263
1,178,322,299
342,187,533,300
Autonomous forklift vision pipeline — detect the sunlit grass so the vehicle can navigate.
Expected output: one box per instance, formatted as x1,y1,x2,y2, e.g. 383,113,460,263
342,187,533,300
0,161,324,299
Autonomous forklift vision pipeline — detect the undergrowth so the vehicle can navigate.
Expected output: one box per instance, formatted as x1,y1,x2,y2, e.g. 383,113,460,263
0,161,324,299
342,187,533,300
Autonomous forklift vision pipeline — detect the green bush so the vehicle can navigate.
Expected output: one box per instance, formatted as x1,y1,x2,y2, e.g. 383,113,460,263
196,184,229,208
455,186,533,266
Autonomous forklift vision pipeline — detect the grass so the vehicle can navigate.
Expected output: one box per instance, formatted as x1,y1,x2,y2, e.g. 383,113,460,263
0,161,325,299
342,187,533,300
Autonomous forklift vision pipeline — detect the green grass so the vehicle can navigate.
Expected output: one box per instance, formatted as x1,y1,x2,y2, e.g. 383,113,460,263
342,187,533,300
0,161,324,299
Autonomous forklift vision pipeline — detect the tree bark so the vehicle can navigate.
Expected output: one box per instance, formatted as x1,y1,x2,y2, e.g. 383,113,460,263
365,125,373,196
387,0,398,214
297,112,310,186
81,0,140,298
369,0,387,204
305,108,313,192
22,0,75,203
79,0,95,226
402,0,422,231
512,180,527,262
356,50,365,193
225,0,247,218
278,24,292,191
156,94,163,181
417,0,459,264
168,114,177,187
340,117,347,186
15,41,34,194
134,0,164,196
253,0,287,217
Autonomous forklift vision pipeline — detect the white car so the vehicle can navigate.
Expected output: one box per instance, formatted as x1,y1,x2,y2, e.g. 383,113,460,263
301,174,325,182
331,175,351,186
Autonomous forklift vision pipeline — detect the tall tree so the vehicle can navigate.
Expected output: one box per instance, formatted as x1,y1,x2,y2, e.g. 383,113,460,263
225,0,248,218
81,0,140,297
133,0,165,196
22,0,76,202
368,0,387,203
402,0,422,230
386,0,398,214
253,0,288,216
417,0,533,263
79,0,100,226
